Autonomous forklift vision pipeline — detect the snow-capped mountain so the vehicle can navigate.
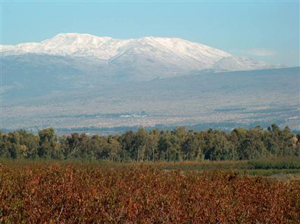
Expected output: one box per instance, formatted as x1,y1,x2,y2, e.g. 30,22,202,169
1,33,230,62
0,33,297,131
1,33,276,80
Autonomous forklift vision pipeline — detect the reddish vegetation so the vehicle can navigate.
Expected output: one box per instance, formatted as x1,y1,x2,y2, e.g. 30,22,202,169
0,164,299,223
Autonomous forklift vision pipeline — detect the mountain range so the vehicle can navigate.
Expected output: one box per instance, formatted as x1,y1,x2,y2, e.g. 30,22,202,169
0,33,298,132
1,33,278,83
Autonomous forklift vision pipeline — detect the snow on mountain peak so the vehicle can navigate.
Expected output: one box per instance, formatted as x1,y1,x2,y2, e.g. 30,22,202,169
0,33,276,74
43,33,112,45
0,33,230,61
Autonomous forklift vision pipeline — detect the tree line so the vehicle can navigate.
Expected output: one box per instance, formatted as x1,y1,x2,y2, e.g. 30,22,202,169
0,124,299,161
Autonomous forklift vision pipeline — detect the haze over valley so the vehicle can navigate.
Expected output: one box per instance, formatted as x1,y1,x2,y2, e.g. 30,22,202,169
1,33,299,132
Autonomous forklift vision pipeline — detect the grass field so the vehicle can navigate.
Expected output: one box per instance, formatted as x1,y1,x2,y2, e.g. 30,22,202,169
0,158,300,223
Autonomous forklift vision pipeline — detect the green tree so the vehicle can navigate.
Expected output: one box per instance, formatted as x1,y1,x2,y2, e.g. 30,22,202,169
38,128,60,159
182,132,202,160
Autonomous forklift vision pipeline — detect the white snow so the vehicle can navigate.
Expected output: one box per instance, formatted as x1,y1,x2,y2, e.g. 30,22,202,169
0,33,275,72
0,33,229,60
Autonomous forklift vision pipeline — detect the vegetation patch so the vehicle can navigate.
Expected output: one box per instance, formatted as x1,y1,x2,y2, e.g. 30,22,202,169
0,163,299,223
1,124,299,162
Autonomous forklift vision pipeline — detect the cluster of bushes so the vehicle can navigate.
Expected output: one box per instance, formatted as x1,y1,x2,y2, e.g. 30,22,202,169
1,165,299,223
248,157,300,169
0,124,299,161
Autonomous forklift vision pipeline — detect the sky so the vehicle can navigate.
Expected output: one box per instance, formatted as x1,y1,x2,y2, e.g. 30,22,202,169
0,0,299,66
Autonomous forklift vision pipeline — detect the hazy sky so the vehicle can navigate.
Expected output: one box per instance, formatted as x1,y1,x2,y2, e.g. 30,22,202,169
1,0,299,66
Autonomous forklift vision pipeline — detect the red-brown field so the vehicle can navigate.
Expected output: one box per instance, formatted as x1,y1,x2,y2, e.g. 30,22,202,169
0,163,299,223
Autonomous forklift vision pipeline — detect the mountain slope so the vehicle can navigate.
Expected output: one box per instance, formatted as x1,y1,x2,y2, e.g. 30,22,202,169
1,33,230,61
2,67,299,131
1,33,278,83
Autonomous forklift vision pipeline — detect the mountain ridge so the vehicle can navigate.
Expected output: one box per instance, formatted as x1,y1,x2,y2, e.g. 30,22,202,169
1,67,299,131
0,33,298,130
1,33,279,79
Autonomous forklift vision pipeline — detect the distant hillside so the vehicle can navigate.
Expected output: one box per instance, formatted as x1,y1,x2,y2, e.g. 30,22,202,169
1,67,299,131
1,33,280,98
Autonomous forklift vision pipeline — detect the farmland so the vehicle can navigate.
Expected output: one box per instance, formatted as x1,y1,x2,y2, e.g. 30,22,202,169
0,160,300,223
1,123,300,222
